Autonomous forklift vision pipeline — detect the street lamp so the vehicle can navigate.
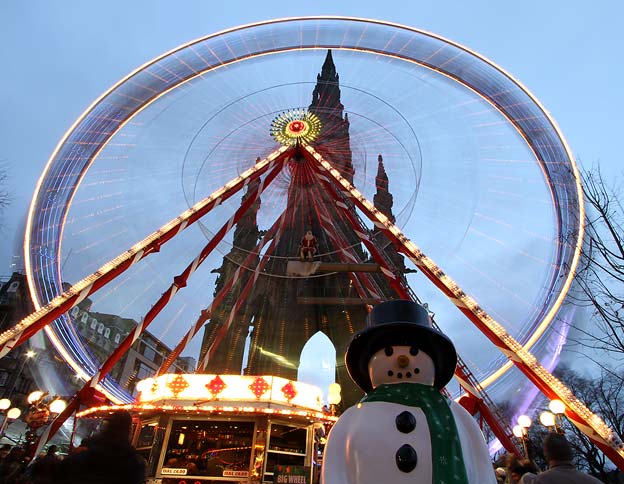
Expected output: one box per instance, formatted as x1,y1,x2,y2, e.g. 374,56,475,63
6,408,21,420
0,404,21,437
514,415,533,458
0,398,11,435
23,391,68,455
549,399,565,415
548,399,566,432
27,391,45,404
327,383,341,416
539,411,557,431
49,399,67,414
518,414,532,429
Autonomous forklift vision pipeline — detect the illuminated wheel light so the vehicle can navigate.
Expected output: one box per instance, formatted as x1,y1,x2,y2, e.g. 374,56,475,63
270,110,321,146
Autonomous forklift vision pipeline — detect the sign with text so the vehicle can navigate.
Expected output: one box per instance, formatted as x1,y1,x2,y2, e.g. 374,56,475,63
273,465,310,484
161,467,187,475
223,470,249,477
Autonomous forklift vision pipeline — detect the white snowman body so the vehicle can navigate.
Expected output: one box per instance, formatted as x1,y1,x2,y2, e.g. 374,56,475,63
322,345,496,484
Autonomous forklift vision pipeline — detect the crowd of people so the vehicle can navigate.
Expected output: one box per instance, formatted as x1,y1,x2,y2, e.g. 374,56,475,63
0,411,145,484
0,415,612,484
495,433,603,483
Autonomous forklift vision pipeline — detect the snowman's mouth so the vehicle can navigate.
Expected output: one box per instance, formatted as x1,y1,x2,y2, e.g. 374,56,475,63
388,369,421,379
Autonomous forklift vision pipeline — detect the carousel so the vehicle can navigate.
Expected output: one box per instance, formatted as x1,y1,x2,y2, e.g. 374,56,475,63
75,374,336,484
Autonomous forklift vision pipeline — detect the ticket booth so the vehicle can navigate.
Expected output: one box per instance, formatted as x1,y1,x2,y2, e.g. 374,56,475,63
77,374,336,484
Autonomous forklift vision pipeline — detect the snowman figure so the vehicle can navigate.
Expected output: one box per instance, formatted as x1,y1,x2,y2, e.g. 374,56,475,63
322,300,496,483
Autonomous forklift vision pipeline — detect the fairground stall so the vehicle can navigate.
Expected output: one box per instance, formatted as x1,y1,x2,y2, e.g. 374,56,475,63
76,374,336,484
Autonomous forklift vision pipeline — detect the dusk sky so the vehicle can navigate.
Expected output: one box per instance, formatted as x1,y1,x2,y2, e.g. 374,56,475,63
0,2,621,400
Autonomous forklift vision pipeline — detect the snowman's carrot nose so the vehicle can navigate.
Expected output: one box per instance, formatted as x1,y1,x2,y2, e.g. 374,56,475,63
397,355,410,368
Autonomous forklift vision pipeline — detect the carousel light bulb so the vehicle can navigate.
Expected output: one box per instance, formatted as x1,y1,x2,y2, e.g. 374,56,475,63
7,407,21,420
549,399,565,415
518,414,532,429
49,399,67,414
0,398,11,410
512,425,524,438
328,383,342,405
27,390,44,404
539,411,556,428
136,378,153,394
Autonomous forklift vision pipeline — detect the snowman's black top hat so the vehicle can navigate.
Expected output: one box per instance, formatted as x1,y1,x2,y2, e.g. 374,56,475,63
345,300,457,392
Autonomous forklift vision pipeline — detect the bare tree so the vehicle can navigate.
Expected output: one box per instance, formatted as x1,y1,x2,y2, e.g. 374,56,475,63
553,366,624,482
0,162,9,212
567,167,624,371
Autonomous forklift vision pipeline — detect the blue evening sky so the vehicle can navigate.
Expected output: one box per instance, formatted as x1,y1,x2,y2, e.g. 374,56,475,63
1,0,621,269
0,2,622,395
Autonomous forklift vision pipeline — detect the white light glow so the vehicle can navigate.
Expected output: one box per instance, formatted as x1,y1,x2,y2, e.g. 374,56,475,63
49,399,67,414
27,391,44,404
549,399,565,415
539,411,556,428
518,415,532,428
7,408,21,420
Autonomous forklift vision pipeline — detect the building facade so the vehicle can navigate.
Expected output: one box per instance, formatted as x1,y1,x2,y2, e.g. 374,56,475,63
0,273,37,405
70,304,196,395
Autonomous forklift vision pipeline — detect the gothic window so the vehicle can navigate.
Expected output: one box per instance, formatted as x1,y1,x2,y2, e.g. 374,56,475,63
97,324,104,334
104,328,111,338
297,331,336,402
81,313,89,324
70,306,80,317
114,333,121,344
90,318,98,330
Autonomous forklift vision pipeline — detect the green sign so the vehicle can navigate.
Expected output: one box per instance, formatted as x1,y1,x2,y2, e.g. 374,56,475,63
273,465,310,484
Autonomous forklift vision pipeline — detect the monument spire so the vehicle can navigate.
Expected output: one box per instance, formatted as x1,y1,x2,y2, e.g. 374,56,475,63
310,49,344,119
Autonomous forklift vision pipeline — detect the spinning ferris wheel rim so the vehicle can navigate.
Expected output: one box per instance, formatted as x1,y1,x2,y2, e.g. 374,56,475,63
24,16,584,402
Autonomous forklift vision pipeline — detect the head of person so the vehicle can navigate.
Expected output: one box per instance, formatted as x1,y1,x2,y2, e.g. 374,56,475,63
46,444,58,455
100,410,133,443
0,444,11,458
6,447,25,462
495,467,506,481
507,459,525,483
543,432,573,463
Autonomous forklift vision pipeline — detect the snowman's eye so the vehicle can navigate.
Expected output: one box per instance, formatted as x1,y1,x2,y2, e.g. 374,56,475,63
409,346,419,356
384,347,394,356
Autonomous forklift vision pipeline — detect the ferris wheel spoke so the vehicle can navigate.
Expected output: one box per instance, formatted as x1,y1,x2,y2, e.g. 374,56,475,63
300,160,381,301
198,207,291,372
0,145,291,357
90,158,287,385
300,142,624,462
31,154,289,448
306,157,409,300
160,208,290,375
306,156,522,455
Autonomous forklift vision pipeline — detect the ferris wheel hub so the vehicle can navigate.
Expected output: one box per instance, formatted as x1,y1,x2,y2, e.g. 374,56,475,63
270,109,322,146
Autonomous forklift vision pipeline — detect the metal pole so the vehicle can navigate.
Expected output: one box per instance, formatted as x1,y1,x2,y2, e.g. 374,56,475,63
0,413,8,438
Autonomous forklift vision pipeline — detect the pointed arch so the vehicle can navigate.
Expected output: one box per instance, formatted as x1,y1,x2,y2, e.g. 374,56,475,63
298,331,336,400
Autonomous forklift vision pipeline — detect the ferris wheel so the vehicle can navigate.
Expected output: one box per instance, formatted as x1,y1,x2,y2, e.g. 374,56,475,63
3,17,622,464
